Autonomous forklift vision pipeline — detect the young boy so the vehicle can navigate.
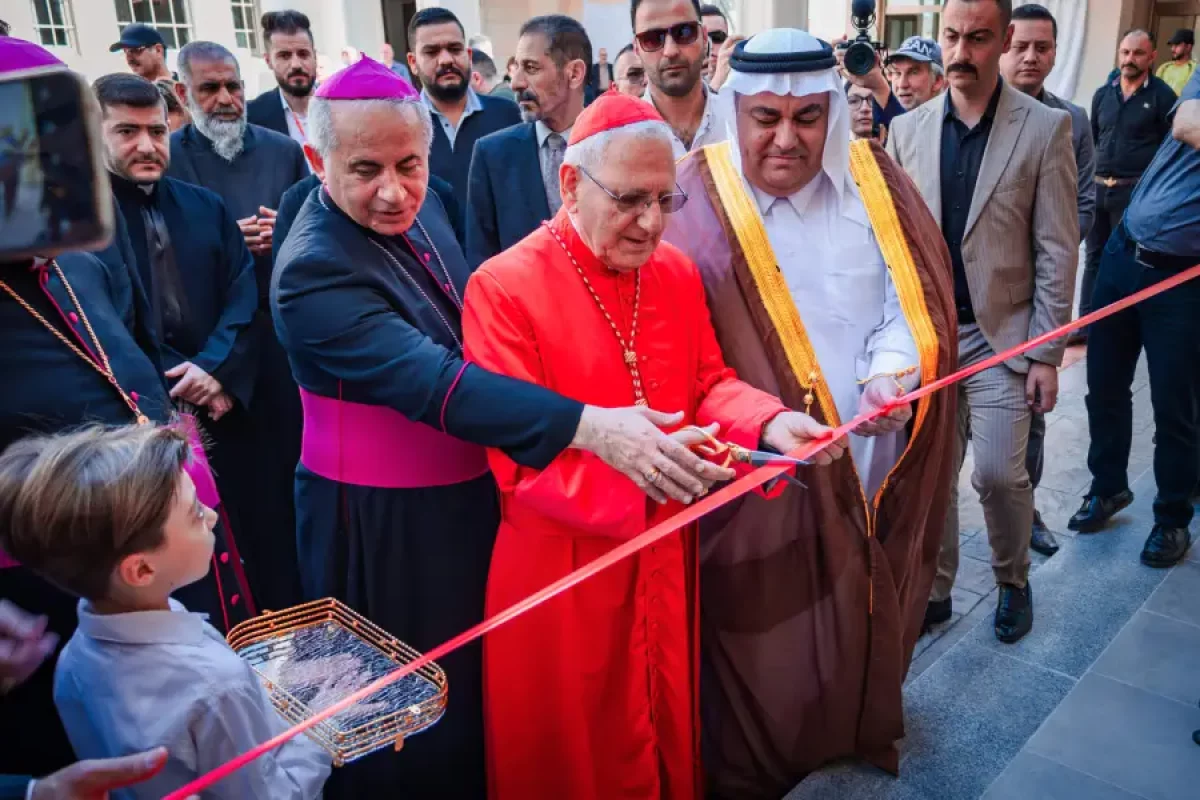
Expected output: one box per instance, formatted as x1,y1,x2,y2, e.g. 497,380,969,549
0,425,331,799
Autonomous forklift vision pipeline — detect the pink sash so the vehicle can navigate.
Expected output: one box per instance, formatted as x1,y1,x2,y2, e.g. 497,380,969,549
300,389,489,489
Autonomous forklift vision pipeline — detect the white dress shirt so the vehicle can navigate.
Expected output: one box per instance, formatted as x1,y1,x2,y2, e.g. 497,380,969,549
54,599,331,799
642,85,729,159
280,90,314,173
749,173,919,496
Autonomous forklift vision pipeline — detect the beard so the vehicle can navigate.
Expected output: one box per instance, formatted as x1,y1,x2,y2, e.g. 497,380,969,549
278,70,314,98
423,67,469,103
187,94,247,163
651,55,704,98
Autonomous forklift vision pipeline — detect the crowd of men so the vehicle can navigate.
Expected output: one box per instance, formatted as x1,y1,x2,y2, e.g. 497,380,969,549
0,0,1198,797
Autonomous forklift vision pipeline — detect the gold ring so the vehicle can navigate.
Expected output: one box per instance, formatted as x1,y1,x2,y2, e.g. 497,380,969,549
647,467,662,484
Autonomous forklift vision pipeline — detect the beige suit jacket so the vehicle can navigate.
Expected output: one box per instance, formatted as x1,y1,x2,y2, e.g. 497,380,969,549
887,82,1078,370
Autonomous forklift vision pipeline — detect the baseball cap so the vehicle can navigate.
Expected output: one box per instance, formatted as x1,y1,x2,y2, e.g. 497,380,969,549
109,23,166,53
1167,29,1194,46
886,36,942,69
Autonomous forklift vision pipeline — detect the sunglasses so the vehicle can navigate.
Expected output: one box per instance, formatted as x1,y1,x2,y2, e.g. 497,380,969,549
635,22,702,53
579,166,689,216
708,30,728,45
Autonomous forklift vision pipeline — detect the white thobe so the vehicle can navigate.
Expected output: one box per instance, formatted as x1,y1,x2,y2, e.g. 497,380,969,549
750,174,919,497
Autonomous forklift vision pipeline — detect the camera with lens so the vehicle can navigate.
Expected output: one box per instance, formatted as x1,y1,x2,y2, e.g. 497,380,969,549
838,0,884,77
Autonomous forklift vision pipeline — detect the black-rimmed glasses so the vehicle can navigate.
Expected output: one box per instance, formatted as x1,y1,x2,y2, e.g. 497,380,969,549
578,166,689,215
635,22,702,52
708,30,729,46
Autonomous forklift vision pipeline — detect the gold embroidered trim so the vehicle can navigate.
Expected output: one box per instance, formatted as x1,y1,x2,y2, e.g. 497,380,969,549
847,139,942,506
705,142,840,425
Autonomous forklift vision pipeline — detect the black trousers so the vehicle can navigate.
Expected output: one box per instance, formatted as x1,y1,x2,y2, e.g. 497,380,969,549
1081,183,1135,318
1085,223,1200,529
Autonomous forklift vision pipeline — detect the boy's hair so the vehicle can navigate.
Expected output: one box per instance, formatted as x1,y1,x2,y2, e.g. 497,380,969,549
0,425,191,600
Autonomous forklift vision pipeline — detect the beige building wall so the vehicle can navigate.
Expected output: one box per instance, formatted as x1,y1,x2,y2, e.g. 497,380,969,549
0,0,386,94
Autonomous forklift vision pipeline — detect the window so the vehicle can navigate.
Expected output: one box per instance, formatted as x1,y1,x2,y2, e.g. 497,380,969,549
30,0,76,48
114,0,193,49
883,2,943,52
230,0,260,53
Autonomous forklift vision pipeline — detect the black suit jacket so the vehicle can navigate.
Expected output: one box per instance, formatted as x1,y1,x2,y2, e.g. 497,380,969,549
465,122,551,267
247,88,289,137
428,92,521,215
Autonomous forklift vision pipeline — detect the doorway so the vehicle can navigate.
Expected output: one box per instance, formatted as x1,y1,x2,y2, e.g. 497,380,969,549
381,0,419,57
1151,1,1200,68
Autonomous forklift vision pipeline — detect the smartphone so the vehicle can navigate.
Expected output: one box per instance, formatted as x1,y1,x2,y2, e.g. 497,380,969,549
0,66,112,261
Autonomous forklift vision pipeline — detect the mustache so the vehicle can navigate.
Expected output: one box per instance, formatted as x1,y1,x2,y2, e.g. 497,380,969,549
436,66,466,81
517,90,539,104
947,62,979,76
286,68,312,80
129,156,165,167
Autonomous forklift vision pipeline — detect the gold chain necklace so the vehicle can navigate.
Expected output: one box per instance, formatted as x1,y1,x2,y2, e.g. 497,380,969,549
544,222,647,405
0,262,150,425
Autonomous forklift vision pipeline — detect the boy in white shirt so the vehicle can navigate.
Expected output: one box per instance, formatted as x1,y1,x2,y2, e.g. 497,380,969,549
0,424,331,799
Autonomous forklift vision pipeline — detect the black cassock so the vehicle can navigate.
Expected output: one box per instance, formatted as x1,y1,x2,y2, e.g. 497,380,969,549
272,187,582,798
0,247,247,776
169,122,309,610
112,173,265,614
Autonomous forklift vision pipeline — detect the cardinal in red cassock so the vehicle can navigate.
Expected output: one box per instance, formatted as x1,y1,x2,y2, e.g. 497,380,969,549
462,92,847,800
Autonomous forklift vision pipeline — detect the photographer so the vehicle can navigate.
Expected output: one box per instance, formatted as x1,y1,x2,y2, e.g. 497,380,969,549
834,3,907,133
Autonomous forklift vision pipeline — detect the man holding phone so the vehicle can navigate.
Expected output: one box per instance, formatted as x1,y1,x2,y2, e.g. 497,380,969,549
0,36,248,777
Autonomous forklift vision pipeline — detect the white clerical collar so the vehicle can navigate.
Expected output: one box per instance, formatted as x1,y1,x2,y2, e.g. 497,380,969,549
535,120,572,148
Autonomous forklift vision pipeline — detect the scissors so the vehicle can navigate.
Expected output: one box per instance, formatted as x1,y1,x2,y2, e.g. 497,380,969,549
681,426,809,489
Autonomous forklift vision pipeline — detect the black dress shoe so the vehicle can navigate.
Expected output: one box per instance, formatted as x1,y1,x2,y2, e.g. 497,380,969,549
1194,729,1200,747
1031,512,1060,556
1068,490,1134,533
1140,526,1193,568
923,597,952,632
995,583,1033,643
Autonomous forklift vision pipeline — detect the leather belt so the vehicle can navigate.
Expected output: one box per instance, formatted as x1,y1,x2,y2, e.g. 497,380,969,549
1095,175,1139,188
1122,226,1199,272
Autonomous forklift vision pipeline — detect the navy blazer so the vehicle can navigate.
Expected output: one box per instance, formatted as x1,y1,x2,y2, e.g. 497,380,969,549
464,122,552,267
271,185,581,469
247,88,289,137
428,92,520,215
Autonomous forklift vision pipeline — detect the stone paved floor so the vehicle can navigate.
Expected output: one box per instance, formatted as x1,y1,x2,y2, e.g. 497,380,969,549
788,350,1200,800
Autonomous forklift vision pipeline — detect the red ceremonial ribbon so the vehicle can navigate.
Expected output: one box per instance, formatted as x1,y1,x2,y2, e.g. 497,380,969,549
163,262,1200,800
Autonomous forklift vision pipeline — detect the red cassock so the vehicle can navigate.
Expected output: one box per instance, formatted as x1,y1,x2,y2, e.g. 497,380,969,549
462,212,787,800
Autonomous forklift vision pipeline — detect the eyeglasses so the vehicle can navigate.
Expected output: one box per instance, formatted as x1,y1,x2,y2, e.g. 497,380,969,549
578,166,688,215
708,30,729,46
846,95,872,109
635,22,702,53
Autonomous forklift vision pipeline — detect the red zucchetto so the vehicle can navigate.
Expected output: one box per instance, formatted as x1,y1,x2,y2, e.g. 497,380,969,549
566,88,667,147
314,56,419,101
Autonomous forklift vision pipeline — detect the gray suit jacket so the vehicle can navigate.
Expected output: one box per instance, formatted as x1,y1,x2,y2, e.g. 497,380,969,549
1042,89,1096,242
887,82,1078,369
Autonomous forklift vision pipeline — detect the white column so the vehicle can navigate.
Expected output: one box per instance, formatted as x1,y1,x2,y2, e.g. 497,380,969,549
419,0,484,38
737,0,812,35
